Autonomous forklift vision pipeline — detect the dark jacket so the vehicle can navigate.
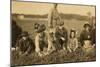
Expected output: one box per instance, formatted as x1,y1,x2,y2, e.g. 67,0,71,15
55,27,68,41
55,27,68,48
80,30,92,46
16,38,34,53
12,20,22,47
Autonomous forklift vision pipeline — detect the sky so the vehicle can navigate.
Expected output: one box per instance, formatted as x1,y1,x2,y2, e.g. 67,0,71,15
12,1,95,16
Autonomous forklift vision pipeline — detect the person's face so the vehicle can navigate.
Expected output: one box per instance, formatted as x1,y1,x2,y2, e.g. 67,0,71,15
59,25,63,29
71,32,75,38
85,27,90,31
22,36,27,40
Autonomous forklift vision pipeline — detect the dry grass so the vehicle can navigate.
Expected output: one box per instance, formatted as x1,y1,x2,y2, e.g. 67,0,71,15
11,47,96,66
11,19,96,66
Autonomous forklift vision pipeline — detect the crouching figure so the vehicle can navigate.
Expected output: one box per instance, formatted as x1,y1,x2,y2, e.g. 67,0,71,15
35,24,47,57
15,31,34,56
80,22,95,54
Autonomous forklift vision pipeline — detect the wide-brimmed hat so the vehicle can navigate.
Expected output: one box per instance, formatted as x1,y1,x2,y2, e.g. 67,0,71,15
21,31,29,37
83,22,91,28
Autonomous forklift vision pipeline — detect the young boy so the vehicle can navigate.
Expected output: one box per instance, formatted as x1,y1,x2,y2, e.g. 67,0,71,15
16,31,34,56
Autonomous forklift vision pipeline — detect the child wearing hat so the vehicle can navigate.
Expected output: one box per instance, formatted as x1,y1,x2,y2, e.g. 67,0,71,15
80,22,92,46
80,22,94,54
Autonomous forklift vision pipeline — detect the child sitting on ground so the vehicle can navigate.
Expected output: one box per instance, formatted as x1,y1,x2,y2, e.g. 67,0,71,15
67,29,78,53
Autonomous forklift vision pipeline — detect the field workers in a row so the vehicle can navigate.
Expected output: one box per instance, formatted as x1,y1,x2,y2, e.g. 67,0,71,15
11,18,96,66
11,1,96,66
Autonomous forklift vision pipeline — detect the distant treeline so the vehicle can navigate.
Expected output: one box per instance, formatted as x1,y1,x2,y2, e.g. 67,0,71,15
12,13,95,21
60,13,89,21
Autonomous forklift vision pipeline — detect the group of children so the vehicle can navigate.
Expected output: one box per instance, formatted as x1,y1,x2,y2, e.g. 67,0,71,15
12,4,96,58
12,18,96,57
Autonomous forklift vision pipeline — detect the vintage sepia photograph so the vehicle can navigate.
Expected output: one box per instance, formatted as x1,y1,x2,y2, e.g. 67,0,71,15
11,1,96,66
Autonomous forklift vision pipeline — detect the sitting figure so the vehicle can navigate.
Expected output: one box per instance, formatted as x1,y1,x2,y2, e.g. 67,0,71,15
35,24,47,57
55,21,68,50
80,22,95,54
15,31,34,56
67,29,78,53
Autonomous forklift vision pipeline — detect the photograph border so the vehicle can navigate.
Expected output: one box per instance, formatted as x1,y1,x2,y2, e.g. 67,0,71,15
10,1,96,67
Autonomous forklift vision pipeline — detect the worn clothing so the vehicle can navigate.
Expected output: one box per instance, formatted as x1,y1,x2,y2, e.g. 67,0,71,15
35,32,47,53
80,29,95,54
82,40,95,54
55,26,68,49
67,38,78,52
80,30,92,46
16,38,34,54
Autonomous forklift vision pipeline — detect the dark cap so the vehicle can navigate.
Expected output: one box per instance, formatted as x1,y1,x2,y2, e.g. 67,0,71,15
37,24,46,33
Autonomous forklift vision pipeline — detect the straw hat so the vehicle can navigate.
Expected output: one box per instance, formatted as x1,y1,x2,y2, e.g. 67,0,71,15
83,22,91,28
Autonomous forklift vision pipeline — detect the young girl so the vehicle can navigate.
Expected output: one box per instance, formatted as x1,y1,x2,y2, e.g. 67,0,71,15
67,29,78,53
